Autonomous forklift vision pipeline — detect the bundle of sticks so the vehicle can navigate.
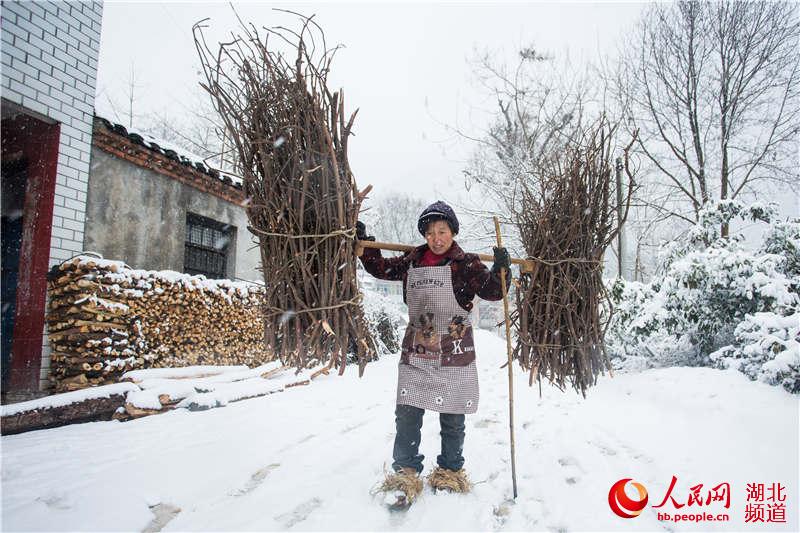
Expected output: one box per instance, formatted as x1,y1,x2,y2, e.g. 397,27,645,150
194,13,374,375
46,256,271,392
512,119,635,396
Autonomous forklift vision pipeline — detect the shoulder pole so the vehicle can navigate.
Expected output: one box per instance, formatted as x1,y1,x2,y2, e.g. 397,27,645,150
355,240,534,274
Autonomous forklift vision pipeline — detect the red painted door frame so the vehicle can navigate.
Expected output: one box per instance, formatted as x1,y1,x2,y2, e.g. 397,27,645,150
2,113,60,395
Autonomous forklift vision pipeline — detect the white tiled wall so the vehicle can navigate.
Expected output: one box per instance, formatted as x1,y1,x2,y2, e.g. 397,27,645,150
1,0,103,389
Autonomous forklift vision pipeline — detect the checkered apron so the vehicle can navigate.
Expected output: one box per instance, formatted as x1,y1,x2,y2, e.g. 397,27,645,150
397,264,479,414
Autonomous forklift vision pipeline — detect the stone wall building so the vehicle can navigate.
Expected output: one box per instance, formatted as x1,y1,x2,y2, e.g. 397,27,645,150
87,117,261,282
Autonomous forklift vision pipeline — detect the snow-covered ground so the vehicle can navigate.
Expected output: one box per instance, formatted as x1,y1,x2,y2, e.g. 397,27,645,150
2,330,797,531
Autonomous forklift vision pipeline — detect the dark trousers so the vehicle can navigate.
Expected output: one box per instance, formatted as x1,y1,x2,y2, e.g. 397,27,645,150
392,404,466,473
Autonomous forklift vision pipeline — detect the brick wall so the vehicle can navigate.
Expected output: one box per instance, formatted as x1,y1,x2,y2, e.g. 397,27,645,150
1,0,103,390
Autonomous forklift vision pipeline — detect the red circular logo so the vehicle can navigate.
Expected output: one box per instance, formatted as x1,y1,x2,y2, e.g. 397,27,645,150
608,478,649,518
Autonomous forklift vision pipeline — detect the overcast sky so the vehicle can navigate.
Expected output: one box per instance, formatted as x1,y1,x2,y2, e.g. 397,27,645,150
95,1,647,208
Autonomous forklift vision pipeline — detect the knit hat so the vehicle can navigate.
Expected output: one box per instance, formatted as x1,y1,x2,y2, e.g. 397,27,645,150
418,200,459,236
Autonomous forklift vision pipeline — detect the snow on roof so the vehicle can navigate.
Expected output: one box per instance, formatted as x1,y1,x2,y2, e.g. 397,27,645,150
94,115,242,186
141,131,242,185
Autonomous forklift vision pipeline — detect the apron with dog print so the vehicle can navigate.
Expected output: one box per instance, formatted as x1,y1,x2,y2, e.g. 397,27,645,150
397,264,479,414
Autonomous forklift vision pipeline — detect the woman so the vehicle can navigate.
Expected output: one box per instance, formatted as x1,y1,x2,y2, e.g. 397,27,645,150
357,200,510,506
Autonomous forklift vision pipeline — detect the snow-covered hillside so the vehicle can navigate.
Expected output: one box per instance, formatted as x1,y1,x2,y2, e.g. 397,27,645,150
2,330,797,531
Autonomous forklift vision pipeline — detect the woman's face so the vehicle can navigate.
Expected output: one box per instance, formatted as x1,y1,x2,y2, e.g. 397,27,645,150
425,220,454,255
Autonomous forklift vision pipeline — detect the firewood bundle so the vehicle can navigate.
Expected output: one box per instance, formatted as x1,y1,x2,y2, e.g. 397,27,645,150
46,256,271,392
512,119,636,396
194,14,374,375
47,258,140,392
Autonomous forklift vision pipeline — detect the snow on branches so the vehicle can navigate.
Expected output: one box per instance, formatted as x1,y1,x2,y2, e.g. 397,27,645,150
606,201,799,393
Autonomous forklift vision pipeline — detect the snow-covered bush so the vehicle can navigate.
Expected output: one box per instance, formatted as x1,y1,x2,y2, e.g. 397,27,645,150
760,219,800,292
660,247,794,356
710,312,800,393
606,201,799,392
659,200,775,262
360,288,407,356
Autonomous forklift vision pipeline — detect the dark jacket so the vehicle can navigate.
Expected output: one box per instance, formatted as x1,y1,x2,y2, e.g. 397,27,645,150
359,241,509,312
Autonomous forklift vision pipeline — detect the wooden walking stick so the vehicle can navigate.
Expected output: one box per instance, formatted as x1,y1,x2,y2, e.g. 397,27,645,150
493,216,518,499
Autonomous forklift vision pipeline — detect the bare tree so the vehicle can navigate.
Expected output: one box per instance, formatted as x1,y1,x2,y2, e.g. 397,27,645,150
99,61,144,130
140,91,237,173
614,1,800,236
126,62,139,129
361,193,426,245
97,62,236,173
462,47,595,225
458,45,638,268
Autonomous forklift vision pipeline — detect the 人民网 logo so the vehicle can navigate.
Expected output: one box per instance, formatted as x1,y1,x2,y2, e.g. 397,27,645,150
608,478,649,518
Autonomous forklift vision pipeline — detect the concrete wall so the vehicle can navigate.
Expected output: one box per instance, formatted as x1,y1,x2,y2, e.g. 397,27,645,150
85,147,261,281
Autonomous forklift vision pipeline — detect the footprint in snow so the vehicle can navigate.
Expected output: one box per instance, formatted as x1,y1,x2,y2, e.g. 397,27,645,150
275,497,322,529
279,434,315,453
492,498,515,529
142,503,181,533
528,436,544,448
558,456,585,485
1,464,22,481
36,493,71,510
588,440,618,457
557,456,582,469
474,418,499,429
231,463,281,497
521,498,544,526
341,421,368,434
618,442,655,464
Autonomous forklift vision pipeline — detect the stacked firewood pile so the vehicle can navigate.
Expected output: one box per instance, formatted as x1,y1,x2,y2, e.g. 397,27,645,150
194,14,374,375
512,119,636,396
46,255,270,392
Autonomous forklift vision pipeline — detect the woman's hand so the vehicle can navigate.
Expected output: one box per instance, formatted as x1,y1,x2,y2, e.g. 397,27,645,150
491,246,511,274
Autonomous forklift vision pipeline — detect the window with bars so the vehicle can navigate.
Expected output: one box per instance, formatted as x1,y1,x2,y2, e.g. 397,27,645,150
184,213,233,279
